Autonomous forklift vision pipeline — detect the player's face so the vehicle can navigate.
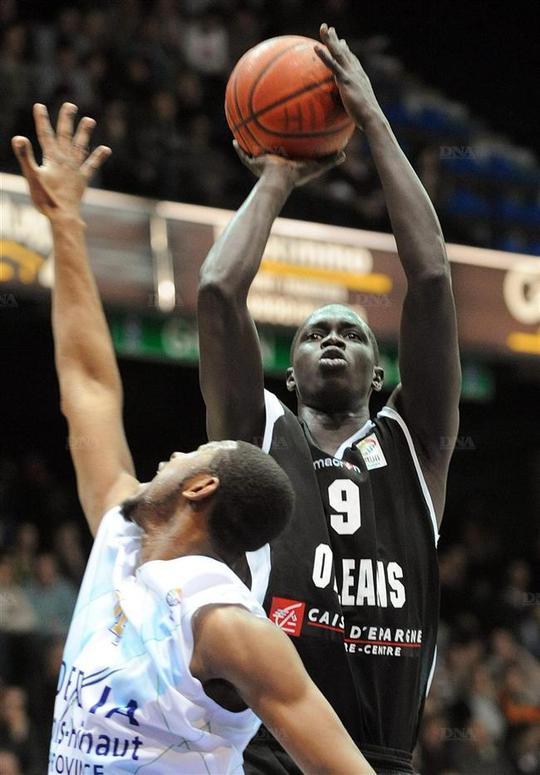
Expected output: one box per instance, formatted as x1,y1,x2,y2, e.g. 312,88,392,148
121,441,236,526
153,440,236,484
289,307,378,410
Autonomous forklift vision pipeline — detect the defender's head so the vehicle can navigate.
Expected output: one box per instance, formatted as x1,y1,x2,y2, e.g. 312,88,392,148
120,440,294,561
287,304,384,411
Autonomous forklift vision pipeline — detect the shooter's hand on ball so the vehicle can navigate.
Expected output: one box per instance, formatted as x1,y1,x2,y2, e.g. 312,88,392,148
316,23,382,129
233,139,345,188
11,102,111,221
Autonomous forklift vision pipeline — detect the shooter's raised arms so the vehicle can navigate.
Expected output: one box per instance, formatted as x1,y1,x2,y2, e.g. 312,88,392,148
12,104,138,535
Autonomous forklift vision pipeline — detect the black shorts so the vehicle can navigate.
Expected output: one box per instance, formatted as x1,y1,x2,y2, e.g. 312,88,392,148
243,740,302,775
243,733,415,775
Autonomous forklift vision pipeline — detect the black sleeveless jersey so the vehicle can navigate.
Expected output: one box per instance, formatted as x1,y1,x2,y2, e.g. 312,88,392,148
246,391,440,773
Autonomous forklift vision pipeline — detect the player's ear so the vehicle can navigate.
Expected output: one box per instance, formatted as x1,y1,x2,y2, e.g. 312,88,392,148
182,473,219,505
286,367,296,392
372,365,384,392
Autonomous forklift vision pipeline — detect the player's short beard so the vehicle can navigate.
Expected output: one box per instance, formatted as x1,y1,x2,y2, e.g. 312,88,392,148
120,487,182,529
120,494,140,524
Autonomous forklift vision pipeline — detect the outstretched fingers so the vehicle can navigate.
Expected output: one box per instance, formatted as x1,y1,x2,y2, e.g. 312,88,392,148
56,102,77,151
81,145,112,180
320,23,351,64
33,103,57,160
73,116,97,164
11,136,39,179
315,43,344,78
11,135,56,210
316,25,347,79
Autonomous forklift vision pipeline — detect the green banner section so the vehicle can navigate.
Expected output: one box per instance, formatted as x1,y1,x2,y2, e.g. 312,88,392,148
110,314,494,401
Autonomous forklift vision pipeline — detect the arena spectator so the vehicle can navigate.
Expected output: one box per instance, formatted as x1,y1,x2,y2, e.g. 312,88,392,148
11,522,39,585
182,8,230,76
0,552,37,687
24,553,77,638
0,748,22,775
0,686,42,775
521,606,540,660
53,522,86,585
452,718,515,774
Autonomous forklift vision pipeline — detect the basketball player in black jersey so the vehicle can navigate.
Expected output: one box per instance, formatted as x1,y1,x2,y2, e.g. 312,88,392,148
197,24,461,775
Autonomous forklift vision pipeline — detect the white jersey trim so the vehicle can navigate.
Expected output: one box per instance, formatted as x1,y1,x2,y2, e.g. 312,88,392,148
378,406,439,546
426,645,437,696
262,389,285,453
247,390,285,605
333,419,374,460
246,544,271,607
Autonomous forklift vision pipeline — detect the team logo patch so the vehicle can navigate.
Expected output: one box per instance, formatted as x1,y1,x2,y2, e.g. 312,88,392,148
356,433,388,470
269,597,306,637
109,595,127,644
166,588,183,606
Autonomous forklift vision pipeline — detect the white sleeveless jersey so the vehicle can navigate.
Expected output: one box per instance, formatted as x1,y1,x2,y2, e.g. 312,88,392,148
49,506,266,774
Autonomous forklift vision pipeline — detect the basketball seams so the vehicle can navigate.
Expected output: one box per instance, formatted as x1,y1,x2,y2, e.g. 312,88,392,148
246,40,307,126
226,35,355,156
232,65,262,155
232,76,334,133
250,119,354,139
240,76,353,142
294,103,303,132
307,98,317,132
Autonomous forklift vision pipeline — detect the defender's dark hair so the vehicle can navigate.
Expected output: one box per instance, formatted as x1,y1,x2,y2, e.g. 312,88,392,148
206,441,294,557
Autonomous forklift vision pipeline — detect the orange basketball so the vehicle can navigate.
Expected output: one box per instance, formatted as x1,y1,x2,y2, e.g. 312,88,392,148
225,35,355,159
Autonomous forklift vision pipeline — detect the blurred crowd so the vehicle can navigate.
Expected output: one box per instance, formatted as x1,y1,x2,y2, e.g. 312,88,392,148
415,535,540,774
0,455,85,774
0,0,539,256
0,450,539,774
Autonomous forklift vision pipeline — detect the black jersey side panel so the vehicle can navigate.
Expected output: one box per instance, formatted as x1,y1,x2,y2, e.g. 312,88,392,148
246,393,439,772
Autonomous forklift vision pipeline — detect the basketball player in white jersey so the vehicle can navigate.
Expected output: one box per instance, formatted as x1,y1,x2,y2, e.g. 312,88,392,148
12,104,374,774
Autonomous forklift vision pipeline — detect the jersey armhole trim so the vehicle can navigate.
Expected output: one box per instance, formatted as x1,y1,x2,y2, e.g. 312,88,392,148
262,389,285,453
246,544,271,606
378,406,439,546
334,418,374,460
426,645,437,697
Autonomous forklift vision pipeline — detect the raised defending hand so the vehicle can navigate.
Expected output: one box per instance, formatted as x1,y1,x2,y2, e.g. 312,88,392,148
11,102,111,220
233,139,345,188
316,24,382,129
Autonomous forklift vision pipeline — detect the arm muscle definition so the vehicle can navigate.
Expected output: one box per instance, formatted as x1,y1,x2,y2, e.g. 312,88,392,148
13,104,138,535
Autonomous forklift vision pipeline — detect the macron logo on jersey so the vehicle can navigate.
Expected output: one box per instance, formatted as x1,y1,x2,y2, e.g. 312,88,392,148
269,597,306,637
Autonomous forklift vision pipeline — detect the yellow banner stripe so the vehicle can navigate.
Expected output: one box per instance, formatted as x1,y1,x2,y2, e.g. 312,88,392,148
507,332,540,355
260,259,392,294
0,241,45,284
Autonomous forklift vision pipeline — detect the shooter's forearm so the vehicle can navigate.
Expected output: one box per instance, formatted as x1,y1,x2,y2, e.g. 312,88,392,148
363,110,449,282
